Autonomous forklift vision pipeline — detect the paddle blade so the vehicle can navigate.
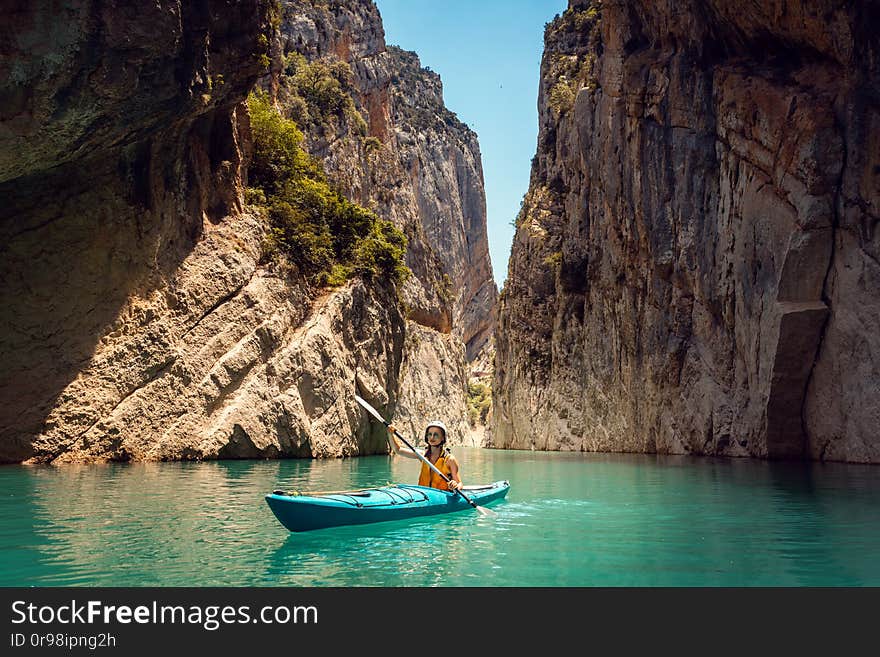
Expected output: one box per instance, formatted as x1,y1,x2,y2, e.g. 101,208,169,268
475,504,496,517
354,394,389,425
455,488,496,517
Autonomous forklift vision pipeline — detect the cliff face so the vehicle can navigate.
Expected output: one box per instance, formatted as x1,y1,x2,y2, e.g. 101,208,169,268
494,0,879,462
278,2,496,358
276,0,496,445
0,0,495,463
0,0,273,462
388,46,497,361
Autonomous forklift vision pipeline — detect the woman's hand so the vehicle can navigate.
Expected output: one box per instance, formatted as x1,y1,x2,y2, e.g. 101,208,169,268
385,426,395,453
448,480,461,491
384,428,423,461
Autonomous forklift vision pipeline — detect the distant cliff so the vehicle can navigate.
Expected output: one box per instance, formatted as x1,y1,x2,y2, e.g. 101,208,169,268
494,0,879,463
387,46,497,362
0,0,495,463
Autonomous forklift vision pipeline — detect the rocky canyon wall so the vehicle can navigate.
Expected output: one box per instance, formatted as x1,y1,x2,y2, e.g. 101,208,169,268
276,0,497,446
493,0,879,462
0,0,495,463
0,0,276,462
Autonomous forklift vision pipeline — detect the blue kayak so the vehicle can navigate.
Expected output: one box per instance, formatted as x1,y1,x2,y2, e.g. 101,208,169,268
265,480,510,532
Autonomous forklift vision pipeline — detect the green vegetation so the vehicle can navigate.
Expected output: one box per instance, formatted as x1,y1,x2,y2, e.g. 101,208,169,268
280,52,367,135
267,0,283,31
571,4,600,30
548,80,577,117
544,2,602,118
543,251,563,274
547,52,599,117
439,273,454,305
255,9,273,72
545,2,602,39
467,382,492,427
247,91,408,285
363,136,382,152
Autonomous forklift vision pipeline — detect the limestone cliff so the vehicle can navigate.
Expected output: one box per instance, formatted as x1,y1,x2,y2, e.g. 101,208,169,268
494,0,879,463
387,46,497,362
0,0,495,463
274,0,497,445
0,0,274,462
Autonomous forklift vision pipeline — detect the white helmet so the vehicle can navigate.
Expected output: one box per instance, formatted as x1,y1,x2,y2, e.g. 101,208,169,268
424,420,448,442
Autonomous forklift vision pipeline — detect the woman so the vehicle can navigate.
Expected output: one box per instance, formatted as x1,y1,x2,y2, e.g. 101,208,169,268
386,420,462,491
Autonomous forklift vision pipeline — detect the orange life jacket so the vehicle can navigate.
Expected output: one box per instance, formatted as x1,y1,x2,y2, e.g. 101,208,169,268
418,449,454,490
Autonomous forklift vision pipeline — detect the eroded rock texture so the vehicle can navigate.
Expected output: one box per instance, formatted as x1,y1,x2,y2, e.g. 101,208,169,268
276,0,496,446
493,0,879,462
388,46,497,362
0,0,273,462
0,0,495,462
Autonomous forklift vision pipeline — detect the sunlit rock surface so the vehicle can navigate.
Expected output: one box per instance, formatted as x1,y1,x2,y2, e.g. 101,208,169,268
493,0,879,463
0,0,495,462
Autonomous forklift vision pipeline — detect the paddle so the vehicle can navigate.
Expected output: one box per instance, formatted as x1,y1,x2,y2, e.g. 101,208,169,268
354,394,495,517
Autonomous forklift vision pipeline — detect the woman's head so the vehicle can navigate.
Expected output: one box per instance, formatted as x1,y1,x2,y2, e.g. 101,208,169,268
424,420,448,446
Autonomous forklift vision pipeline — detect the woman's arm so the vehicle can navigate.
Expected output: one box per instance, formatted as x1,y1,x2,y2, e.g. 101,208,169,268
386,426,419,459
446,454,462,490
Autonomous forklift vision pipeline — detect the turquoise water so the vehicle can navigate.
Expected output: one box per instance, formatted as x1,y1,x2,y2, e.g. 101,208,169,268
1,448,879,586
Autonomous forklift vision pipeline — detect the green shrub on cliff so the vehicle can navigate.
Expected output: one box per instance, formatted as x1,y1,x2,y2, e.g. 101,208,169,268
247,91,322,195
363,136,382,152
545,2,602,118
547,52,598,118
548,81,577,116
280,53,367,135
294,59,351,116
350,221,409,284
247,91,408,285
546,2,602,39
543,250,563,274
467,382,492,427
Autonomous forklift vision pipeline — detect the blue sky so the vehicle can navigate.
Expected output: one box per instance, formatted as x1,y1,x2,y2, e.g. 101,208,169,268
373,0,568,287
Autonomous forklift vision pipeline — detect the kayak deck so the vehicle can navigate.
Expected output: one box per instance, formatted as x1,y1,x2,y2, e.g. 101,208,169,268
265,480,509,532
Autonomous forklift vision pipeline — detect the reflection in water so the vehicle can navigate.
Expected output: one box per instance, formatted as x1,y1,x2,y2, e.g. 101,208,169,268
1,448,879,586
764,461,879,585
263,512,492,586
